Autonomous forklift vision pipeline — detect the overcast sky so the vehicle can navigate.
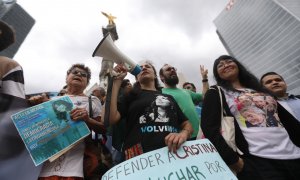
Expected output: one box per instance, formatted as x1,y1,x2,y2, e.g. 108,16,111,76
16,0,228,94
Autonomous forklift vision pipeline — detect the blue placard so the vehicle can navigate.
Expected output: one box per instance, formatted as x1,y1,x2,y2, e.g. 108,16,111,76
11,96,90,166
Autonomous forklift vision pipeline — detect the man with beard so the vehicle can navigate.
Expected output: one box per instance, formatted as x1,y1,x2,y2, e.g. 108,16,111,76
261,72,300,123
159,64,208,139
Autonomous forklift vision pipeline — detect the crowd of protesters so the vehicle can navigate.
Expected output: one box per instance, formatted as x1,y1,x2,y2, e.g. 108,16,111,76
1,20,300,180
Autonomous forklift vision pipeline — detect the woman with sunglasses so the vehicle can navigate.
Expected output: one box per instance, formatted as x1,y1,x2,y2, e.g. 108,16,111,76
107,61,193,160
32,64,104,180
201,55,300,179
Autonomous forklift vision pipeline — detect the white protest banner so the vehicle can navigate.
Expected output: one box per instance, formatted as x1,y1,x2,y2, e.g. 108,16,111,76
102,139,237,180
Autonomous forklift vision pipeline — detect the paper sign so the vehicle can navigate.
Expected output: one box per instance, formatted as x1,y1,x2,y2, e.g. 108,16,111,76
102,139,237,180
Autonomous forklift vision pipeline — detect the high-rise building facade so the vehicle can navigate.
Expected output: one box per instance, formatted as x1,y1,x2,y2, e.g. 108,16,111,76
214,0,300,94
0,0,35,58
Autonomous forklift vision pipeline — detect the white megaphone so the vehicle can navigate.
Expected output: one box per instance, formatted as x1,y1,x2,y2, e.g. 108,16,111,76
92,34,141,76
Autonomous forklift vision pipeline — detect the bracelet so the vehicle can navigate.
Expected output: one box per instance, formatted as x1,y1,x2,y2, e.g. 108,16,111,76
202,79,208,82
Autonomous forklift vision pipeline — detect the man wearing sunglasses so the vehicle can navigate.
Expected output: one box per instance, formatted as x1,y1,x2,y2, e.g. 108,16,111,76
159,64,209,140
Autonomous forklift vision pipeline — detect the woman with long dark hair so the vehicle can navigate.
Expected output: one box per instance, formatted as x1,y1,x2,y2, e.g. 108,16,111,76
201,55,300,179
107,61,193,160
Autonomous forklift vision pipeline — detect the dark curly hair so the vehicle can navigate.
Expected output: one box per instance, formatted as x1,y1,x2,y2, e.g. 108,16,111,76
121,79,131,88
67,63,91,84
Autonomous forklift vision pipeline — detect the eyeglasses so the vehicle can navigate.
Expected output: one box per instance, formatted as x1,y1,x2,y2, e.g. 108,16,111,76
164,66,177,72
217,60,234,70
70,69,88,78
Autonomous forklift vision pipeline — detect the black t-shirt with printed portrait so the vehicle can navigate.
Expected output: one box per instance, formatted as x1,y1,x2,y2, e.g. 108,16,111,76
119,89,187,153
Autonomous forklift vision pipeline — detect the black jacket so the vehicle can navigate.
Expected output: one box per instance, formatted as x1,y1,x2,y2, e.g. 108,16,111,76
201,86,300,166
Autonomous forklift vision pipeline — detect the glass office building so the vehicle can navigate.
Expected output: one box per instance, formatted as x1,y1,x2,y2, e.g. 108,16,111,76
214,0,300,94
0,0,35,58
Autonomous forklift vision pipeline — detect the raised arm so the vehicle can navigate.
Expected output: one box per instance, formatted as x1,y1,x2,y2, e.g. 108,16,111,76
200,65,209,96
108,64,128,124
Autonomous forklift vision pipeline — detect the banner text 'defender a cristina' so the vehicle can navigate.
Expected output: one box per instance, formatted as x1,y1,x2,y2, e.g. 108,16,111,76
102,139,237,180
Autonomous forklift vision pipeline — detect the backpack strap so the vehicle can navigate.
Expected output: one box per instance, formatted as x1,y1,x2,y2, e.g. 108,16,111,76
88,95,100,141
88,95,93,118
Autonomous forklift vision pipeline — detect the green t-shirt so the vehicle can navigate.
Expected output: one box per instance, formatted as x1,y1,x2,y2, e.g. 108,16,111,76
162,88,202,138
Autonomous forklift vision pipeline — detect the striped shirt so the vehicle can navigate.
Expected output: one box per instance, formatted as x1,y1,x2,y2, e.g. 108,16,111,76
0,56,25,98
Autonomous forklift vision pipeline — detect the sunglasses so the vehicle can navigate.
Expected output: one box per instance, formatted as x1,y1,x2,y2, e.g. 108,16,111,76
70,69,88,78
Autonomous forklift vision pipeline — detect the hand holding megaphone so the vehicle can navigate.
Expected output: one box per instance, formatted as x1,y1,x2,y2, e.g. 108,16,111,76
112,64,128,80
93,34,141,76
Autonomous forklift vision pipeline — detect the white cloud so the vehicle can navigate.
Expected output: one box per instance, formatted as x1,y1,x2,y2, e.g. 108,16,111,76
16,0,228,94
